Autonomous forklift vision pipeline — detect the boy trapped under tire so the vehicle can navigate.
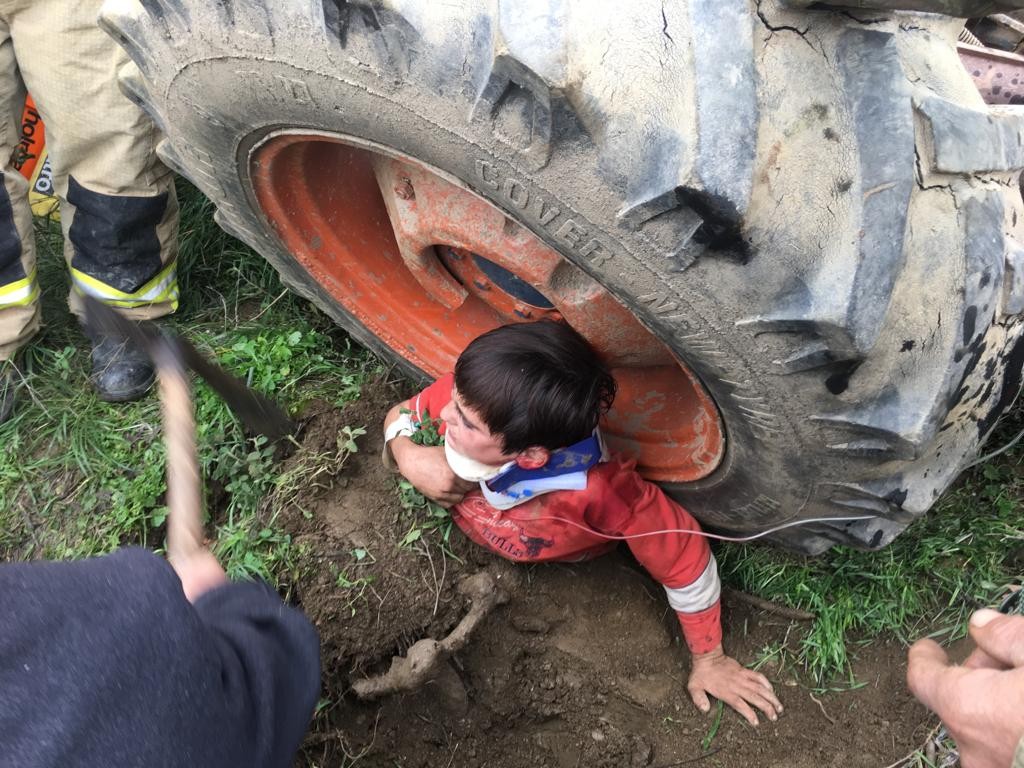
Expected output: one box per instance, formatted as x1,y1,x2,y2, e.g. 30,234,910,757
383,320,782,726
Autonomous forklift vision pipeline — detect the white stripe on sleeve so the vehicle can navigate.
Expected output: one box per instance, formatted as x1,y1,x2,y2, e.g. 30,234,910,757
663,554,721,614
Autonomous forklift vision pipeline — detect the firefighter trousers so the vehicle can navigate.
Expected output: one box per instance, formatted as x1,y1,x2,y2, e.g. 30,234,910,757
0,0,178,361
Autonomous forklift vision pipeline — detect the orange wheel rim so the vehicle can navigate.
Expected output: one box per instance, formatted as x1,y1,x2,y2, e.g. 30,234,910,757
251,134,724,482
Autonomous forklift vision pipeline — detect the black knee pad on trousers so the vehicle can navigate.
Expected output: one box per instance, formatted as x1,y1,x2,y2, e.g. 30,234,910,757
67,175,167,293
0,173,25,286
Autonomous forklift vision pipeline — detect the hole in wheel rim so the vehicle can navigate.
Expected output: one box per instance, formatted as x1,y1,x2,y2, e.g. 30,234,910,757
465,252,556,310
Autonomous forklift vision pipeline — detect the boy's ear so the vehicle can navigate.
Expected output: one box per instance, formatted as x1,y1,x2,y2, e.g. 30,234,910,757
515,446,550,469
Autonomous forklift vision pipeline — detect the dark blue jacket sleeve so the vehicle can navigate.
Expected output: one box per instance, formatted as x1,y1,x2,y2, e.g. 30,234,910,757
192,578,322,767
0,547,320,768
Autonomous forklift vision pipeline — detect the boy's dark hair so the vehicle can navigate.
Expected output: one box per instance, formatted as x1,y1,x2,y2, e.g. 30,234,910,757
454,320,617,453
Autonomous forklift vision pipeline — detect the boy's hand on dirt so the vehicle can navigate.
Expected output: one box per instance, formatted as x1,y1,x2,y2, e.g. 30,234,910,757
687,647,782,726
171,549,228,603
907,609,1024,768
391,439,475,507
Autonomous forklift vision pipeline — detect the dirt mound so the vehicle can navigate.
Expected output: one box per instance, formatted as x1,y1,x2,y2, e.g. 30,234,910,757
280,384,482,674
282,385,933,767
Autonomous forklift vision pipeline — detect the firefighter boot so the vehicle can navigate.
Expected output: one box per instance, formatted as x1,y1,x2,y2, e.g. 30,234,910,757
0,351,28,423
87,329,155,402
0,360,16,424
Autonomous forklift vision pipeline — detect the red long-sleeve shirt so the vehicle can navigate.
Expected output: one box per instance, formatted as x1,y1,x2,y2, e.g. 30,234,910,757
404,374,722,654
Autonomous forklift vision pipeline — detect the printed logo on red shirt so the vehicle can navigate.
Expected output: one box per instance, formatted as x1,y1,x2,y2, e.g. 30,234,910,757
457,496,556,561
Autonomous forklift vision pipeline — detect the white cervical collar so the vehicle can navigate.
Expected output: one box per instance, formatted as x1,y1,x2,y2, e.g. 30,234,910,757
444,440,510,482
444,440,589,511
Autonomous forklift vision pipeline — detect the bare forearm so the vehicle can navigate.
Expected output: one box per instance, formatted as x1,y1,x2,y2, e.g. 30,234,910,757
388,434,417,466
381,404,471,506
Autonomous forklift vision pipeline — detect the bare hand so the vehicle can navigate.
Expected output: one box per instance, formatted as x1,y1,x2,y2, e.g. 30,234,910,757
687,645,782,726
171,549,228,603
907,609,1024,768
390,439,475,507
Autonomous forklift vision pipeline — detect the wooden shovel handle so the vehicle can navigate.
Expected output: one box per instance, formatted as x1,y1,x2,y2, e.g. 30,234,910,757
155,343,203,563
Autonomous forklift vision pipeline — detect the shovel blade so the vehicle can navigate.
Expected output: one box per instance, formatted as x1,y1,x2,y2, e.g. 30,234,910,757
81,294,295,440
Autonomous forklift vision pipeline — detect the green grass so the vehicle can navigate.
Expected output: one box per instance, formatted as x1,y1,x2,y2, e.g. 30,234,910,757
700,700,725,751
0,181,379,585
717,425,1024,682
393,409,460,555
0,180,1020,687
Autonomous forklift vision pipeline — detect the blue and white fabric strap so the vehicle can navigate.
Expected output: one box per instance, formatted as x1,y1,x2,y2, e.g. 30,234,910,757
486,433,603,493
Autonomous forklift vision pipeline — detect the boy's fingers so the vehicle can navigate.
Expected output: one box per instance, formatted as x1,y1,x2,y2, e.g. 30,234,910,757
687,684,712,713
963,646,1007,671
745,669,777,694
744,689,780,721
430,491,465,507
738,680,780,719
745,672,783,711
968,610,1024,669
906,638,955,713
727,695,759,726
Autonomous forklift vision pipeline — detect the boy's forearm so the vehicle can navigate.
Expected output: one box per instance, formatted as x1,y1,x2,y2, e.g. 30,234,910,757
382,402,412,472
676,600,723,655
381,405,473,506
387,434,417,469
661,553,723,655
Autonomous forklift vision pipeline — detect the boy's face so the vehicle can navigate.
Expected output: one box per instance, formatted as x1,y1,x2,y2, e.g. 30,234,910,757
440,385,516,466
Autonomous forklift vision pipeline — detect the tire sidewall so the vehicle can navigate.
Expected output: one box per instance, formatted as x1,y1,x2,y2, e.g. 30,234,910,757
169,53,859,547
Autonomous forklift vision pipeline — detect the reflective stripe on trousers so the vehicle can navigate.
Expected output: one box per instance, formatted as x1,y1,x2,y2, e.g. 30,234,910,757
0,267,37,307
70,259,178,311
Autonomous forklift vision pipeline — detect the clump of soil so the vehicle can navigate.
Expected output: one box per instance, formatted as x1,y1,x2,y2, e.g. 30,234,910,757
278,383,483,674
281,382,934,768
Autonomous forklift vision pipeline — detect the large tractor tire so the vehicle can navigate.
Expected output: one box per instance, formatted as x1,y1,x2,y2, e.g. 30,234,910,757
102,0,1024,553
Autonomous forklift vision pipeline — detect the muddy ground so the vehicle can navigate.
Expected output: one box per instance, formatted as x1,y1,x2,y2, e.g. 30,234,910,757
283,384,934,768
